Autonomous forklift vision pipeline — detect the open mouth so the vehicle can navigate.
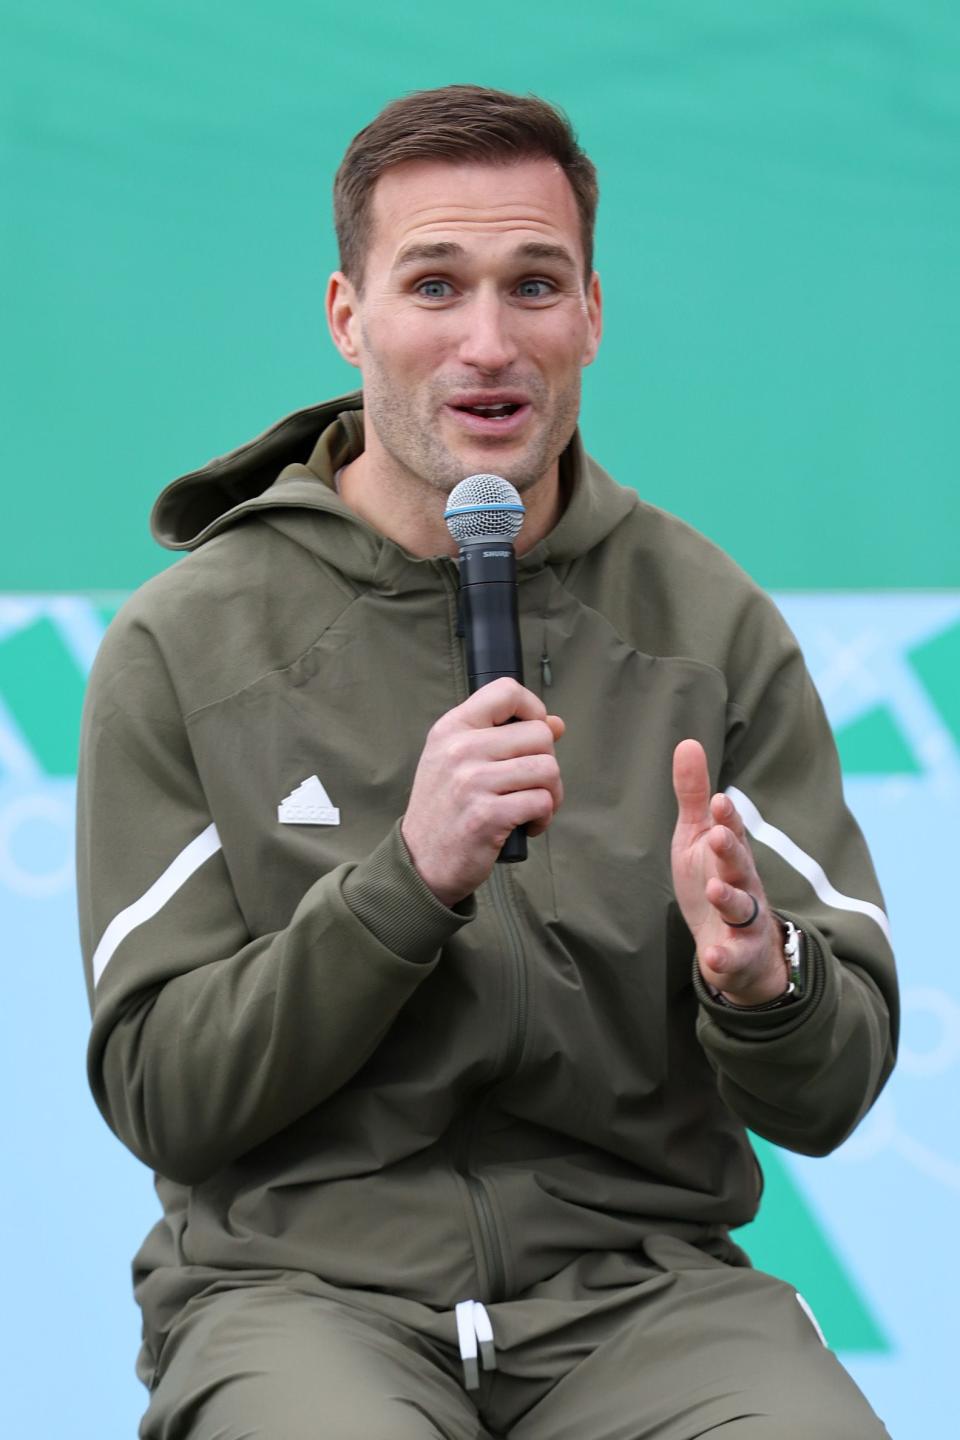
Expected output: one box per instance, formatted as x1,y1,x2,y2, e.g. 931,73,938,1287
453,402,523,420
446,399,532,437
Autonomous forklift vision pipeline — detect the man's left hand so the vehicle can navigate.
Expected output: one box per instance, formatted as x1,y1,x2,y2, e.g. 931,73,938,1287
671,739,789,1006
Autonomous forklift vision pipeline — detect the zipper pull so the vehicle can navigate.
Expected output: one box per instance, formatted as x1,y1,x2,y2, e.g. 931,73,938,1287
540,651,552,687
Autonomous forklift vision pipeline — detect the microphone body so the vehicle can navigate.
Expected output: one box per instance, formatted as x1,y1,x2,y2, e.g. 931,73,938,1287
445,476,528,864
458,539,526,863
458,540,523,691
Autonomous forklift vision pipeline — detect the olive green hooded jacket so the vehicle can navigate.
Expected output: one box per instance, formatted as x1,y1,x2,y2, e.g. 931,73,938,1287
77,392,897,1371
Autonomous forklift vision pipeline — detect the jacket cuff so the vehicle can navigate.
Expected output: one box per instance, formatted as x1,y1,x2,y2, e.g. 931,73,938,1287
342,819,476,962
693,912,826,1038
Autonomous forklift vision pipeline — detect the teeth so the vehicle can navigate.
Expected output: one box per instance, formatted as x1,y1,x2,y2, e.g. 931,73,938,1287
468,403,515,416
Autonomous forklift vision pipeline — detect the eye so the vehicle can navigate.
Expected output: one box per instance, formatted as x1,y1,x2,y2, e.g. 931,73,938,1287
416,278,455,299
515,279,554,300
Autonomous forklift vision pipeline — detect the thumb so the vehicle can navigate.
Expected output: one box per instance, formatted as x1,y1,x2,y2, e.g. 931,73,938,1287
672,739,712,827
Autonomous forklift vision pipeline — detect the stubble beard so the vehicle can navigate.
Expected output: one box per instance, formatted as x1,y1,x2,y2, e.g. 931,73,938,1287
360,348,582,499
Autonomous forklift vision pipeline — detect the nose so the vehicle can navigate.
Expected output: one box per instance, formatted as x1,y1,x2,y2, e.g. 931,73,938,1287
457,288,519,373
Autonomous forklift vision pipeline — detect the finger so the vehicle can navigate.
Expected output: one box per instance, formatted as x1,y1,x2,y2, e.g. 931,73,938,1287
481,718,559,761
697,941,729,979
706,824,755,886
527,770,564,835
705,876,759,929
461,678,548,728
501,786,558,836
697,942,758,993
490,753,563,808
497,750,562,789
710,790,746,844
441,723,557,781
698,939,757,980
672,739,712,827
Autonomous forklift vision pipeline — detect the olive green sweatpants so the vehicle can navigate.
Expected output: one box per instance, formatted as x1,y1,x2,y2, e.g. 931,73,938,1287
141,1238,888,1439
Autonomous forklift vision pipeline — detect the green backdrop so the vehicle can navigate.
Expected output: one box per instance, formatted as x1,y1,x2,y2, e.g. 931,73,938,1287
3,0,958,590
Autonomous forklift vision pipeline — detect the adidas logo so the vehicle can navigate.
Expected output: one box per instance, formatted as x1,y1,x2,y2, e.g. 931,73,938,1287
278,775,340,826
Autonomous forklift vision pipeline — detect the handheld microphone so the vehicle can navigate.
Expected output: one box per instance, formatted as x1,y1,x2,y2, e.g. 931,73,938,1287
444,474,527,863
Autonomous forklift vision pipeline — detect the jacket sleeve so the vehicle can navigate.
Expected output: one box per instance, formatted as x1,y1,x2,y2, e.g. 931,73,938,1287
692,594,898,1157
78,609,472,1186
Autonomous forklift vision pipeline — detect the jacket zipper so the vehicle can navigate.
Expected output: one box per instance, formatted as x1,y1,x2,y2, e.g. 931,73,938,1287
489,866,529,1081
465,1169,506,1300
439,558,528,1303
464,865,529,1301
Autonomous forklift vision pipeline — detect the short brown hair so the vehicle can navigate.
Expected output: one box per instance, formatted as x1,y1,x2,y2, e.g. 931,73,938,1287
334,84,599,289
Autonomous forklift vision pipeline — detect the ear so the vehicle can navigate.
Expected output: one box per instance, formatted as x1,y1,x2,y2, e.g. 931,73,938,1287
326,271,363,368
582,271,603,368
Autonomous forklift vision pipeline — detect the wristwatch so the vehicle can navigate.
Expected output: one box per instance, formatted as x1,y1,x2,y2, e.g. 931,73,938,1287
711,917,804,1012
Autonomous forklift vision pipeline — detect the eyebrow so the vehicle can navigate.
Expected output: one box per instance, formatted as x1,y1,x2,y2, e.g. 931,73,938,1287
394,241,466,270
512,242,578,272
393,239,579,274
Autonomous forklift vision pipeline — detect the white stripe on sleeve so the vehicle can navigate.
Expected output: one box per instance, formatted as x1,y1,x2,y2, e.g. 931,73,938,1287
92,822,222,986
725,786,891,943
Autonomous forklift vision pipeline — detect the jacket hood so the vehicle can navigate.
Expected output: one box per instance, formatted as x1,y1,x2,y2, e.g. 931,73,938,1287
150,390,637,575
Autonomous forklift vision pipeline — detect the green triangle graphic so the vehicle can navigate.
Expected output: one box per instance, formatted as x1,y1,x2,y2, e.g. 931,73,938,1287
0,617,87,775
908,619,960,751
833,704,921,775
733,1136,889,1352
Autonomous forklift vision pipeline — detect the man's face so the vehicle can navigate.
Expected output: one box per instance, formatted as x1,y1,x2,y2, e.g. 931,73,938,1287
329,157,602,498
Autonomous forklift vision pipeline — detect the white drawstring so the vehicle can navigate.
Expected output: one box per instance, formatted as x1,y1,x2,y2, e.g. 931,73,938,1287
455,1299,497,1390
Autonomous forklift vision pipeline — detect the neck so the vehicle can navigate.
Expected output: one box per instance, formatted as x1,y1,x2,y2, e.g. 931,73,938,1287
338,447,563,559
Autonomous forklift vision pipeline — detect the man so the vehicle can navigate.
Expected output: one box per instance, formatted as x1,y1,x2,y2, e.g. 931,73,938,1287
78,85,897,1437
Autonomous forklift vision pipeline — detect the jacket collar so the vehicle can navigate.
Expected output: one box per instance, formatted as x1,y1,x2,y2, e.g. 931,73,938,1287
150,392,637,578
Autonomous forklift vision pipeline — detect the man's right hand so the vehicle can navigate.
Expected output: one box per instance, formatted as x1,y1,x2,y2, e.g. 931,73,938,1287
400,678,565,907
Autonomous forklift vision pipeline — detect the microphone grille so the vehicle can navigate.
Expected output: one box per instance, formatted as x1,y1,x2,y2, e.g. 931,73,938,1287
444,474,525,543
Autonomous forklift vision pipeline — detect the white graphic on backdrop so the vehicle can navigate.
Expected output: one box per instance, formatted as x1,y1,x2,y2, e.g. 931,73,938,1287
0,789,74,897
788,594,960,796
